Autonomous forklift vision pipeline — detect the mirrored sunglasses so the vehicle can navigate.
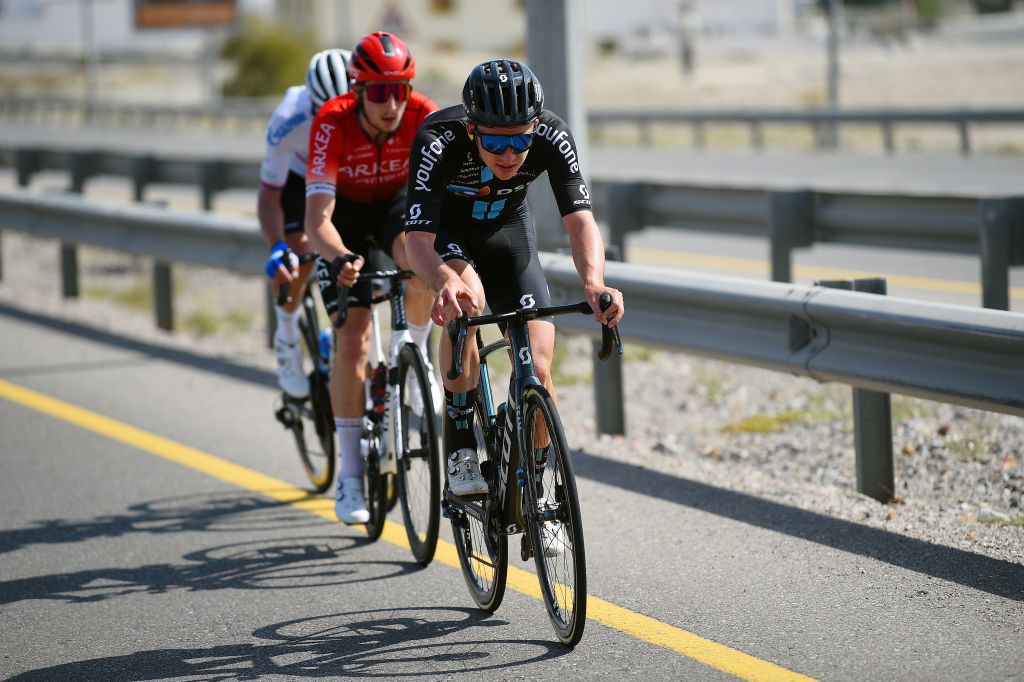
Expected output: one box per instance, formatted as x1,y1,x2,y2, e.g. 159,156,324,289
363,82,412,104
477,132,534,155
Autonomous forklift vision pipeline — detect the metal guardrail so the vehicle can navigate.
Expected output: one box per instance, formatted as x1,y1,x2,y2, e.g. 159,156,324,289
1,190,1022,502
0,95,274,132
4,97,1023,155
3,144,1021,310
588,107,1024,156
596,181,1024,310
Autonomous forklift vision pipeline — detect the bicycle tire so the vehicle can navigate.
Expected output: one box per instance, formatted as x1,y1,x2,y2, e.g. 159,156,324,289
451,398,508,611
282,291,335,493
521,385,587,646
286,370,336,493
363,447,389,541
395,343,441,565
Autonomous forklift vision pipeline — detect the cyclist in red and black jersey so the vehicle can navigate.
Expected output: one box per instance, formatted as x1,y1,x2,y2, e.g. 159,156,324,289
304,31,440,525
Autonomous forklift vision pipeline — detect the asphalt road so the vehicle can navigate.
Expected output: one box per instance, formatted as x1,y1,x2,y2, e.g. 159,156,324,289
1,302,1023,680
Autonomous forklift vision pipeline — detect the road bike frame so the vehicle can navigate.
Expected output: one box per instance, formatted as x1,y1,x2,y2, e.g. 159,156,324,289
443,299,621,549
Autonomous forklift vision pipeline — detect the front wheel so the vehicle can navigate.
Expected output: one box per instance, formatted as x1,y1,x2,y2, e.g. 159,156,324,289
362,430,389,542
395,344,441,565
521,386,587,646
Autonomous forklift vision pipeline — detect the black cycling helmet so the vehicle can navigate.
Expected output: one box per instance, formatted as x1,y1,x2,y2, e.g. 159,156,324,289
462,59,544,128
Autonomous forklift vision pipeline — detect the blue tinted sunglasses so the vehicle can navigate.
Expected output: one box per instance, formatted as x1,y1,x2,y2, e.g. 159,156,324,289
476,131,535,154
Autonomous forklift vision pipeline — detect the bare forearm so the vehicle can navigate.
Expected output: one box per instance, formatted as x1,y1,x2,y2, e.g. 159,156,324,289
406,231,454,294
564,210,606,289
304,195,348,259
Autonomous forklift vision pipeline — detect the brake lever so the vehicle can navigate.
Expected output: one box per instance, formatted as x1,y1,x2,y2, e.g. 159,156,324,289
597,291,623,361
447,315,469,381
331,254,361,329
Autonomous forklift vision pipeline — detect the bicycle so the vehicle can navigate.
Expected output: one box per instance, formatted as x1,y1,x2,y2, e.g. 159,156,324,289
273,253,337,493
331,255,442,564
442,292,622,646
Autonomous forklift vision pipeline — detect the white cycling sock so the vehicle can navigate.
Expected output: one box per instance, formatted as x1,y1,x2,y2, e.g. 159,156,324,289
274,305,301,345
335,417,364,480
408,320,432,359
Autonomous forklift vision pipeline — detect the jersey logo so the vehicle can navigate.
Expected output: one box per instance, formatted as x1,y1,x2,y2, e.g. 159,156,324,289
520,294,536,309
471,199,506,220
267,111,306,146
447,183,491,198
447,243,464,256
579,184,590,200
408,203,422,220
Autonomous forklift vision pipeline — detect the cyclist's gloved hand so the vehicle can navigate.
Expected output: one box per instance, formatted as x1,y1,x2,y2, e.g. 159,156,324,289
586,285,624,328
329,253,364,288
265,241,299,282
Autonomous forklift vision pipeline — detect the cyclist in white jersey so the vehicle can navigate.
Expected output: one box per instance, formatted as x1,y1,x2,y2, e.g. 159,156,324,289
259,49,351,398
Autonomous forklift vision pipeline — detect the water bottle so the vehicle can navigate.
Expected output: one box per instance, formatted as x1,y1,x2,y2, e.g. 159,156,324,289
317,328,334,372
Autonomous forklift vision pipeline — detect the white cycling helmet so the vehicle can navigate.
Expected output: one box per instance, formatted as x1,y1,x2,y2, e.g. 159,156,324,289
306,48,353,111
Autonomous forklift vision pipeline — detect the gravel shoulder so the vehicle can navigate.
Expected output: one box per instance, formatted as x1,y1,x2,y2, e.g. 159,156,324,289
1,230,1020,566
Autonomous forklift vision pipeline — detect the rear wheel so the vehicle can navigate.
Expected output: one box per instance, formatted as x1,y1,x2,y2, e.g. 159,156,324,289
450,404,507,611
278,370,335,493
451,500,507,612
522,386,586,646
395,344,441,565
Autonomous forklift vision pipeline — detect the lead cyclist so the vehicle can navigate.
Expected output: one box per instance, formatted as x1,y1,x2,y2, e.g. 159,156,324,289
403,60,625,510
258,48,352,399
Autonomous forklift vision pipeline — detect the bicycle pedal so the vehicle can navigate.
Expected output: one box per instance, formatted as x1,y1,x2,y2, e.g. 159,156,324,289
274,406,296,429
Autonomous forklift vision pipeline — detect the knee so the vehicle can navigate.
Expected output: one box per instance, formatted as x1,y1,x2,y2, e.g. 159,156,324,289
334,325,368,366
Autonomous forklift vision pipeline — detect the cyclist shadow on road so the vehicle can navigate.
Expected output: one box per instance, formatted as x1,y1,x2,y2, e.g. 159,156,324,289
9,607,568,679
0,492,421,606
569,449,1024,601
0,490,328,556
0,302,278,389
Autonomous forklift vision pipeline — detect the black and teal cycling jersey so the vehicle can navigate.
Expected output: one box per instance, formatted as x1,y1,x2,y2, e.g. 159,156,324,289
403,105,592,234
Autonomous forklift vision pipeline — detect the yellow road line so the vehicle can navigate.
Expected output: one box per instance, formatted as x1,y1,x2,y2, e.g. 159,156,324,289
0,378,816,682
628,247,1024,299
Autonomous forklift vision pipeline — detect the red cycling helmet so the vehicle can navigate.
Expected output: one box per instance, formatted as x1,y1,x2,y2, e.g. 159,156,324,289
348,31,416,83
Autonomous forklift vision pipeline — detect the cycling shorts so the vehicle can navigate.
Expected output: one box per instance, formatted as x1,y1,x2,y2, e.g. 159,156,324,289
433,202,552,317
280,171,306,234
316,190,406,314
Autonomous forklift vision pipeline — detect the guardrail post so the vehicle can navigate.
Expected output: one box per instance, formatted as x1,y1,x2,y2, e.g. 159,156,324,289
60,153,95,299
593,247,625,436
60,244,79,298
881,120,894,155
639,119,652,146
817,277,895,503
0,231,4,282
692,121,705,150
131,155,155,203
153,261,174,330
68,151,96,194
979,197,1024,310
957,120,970,157
199,160,225,211
606,182,645,260
768,190,814,283
749,120,763,152
14,148,39,187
